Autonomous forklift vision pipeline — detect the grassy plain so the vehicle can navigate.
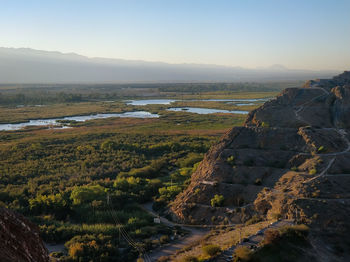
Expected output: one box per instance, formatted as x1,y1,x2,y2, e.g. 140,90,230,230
0,90,277,124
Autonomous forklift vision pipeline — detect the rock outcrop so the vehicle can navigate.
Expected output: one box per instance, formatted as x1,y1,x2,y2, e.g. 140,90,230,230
171,71,350,259
0,207,49,262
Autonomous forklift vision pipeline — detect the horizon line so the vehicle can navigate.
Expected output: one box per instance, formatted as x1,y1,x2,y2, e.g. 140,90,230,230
0,46,343,72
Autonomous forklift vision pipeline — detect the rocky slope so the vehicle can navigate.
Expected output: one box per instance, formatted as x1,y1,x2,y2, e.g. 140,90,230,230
171,71,350,260
0,207,49,262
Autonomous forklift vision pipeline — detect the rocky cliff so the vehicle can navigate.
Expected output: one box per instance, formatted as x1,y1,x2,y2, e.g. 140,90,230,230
171,71,350,259
0,207,49,262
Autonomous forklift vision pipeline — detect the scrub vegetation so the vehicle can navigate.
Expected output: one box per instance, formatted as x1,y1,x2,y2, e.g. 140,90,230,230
0,83,288,261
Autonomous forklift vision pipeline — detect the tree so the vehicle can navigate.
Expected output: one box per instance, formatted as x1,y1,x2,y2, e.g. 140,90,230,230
210,194,224,207
70,185,106,205
100,140,117,152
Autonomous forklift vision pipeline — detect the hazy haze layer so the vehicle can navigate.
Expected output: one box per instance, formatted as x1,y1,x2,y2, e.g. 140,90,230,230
0,48,339,84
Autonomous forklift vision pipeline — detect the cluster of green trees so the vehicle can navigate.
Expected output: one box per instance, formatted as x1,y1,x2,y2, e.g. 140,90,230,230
0,92,85,105
0,130,213,261
157,82,291,93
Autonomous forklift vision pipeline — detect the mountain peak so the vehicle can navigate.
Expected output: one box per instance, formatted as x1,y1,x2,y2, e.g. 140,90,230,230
0,47,340,83
268,64,288,70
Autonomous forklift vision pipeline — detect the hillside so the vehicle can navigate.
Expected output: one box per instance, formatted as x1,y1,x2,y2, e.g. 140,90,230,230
0,207,49,262
170,71,350,260
0,47,338,83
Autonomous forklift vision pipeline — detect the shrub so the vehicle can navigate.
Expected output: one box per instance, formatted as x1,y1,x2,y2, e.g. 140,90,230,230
194,188,201,195
278,224,309,242
311,191,320,197
254,178,262,185
271,212,282,220
181,255,199,262
100,139,118,151
202,244,221,257
234,246,252,261
160,235,170,244
158,185,182,201
291,166,298,171
261,122,269,128
245,215,262,225
70,185,106,205
264,229,280,245
248,224,310,261
157,256,170,262
179,153,203,168
179,167,193,177
227,156,236,165
68,242,84,259
309,168,317,175
210,194,225,207
317,146,326,153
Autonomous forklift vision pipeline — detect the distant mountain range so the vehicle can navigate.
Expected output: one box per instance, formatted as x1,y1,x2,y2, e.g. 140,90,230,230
0,47,340,83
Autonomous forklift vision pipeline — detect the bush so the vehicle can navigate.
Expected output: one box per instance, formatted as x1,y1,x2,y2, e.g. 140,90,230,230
234,246,252,261
181,255,199,262
227,156,235,165
157,256,170,262
160,235,170,244
179,153,203,168
65,234,119,261
254,178,262,185
264,229,280,245
245,215,262,225
309,168,317,175
261,122,269,128
210,194,225,207
278,224,309,242
291,166,298,171
70,185,106,205
317,146,326,153
202,244,221,257
158,185,182,201
271,212,282,220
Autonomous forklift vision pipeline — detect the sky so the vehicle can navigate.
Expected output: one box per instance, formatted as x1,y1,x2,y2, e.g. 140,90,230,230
1,0,350,70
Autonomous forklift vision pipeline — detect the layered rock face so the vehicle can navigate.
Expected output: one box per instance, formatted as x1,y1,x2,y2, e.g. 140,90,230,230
171,71,350,258
0,207,49,262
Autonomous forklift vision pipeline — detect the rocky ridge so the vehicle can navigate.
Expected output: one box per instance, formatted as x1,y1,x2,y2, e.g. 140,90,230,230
0,207,49,262
171,71,350,259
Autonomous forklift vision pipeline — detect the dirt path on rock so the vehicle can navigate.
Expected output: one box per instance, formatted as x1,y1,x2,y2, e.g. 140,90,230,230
141,202,209,261
215,220,294,262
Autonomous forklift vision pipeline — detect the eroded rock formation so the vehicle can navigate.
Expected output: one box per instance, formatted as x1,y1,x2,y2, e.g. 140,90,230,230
171,71,350,259
0,207,49,262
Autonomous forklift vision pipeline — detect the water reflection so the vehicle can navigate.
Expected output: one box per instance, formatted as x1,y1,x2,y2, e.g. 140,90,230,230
0,111,159,131
167,107,249,115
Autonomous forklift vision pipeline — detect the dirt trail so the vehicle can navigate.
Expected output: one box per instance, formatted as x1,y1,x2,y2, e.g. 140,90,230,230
215,220,294,262
294,87,329,123
141,202,209,261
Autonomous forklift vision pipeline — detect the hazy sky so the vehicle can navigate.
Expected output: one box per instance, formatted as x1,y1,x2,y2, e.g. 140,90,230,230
1,0,350,70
